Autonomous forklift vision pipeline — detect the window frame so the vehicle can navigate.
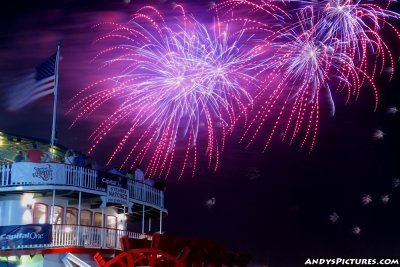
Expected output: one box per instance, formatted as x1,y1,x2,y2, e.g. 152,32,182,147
50,205,64,225
80,209,92,226
65,207,79,225
94,212,103,227
32,203,48,224
106,215,117,229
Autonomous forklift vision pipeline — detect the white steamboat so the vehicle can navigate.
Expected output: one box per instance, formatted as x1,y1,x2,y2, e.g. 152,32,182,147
0,132,167,266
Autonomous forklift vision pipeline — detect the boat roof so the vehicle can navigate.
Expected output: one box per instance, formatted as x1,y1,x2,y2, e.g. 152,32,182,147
0,130,68,163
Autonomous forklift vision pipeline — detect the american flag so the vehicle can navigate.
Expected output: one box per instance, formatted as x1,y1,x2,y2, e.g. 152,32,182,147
6,53,57,111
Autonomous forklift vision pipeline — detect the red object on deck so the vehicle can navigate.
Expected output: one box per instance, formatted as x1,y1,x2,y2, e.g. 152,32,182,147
94,234,251,267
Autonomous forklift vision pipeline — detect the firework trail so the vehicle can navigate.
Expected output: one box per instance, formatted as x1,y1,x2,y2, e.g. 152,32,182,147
68,5,267,178
214,0,400,151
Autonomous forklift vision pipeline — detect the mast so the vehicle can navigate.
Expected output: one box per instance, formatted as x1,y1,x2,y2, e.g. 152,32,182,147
50,41,62,148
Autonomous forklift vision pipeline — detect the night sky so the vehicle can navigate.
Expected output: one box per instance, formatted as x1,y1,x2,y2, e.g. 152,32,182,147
1,1,400,266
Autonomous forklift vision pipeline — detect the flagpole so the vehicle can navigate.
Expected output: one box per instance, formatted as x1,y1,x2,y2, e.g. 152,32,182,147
51,41,62,148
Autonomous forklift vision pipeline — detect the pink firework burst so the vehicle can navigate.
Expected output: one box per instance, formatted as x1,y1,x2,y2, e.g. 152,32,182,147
68,5,267,179
214,0,400,152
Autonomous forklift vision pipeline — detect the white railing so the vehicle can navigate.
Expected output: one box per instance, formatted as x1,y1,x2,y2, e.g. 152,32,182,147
0,163,164,208
0,224,151,251
0,164,11,186
128,181,164,208
65,165,98,190
52,224,151,249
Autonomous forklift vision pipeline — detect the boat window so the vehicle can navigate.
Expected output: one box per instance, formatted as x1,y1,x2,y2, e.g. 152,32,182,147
33,203,48,224
106,215,117,229
50,206,63,224
66,207,78,225
94,212,103,227
80,210,92,226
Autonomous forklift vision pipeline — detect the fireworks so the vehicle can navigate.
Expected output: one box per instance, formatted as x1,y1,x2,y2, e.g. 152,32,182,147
214,0,400,151
392,178,400,188
70,1,400,178
329,212,339,223
361,194,372,205
68,5,267,178
247,167,261,180
372,129,385,140
240,8,362,151
312,0,399,77
381,195,390,204
387,106,398,115
352,225,361,235
205,197,216,208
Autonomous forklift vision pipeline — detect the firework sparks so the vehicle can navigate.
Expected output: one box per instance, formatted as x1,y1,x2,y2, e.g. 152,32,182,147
247,167,261,180
387,106,398,115
205,197,216,208
69,1,400,178
68,5,267,178
381,195,390,204
361,194,372,205
393,178,400,188
329,212,339,223
373,129,385,140
240,8,368,151
352,225,361,235
214,0,400,152
315,0,400,80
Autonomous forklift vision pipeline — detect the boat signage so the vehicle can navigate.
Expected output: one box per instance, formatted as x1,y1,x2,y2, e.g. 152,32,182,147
107,185,129,206
0,224,52,247
11,163,66,184
97,170,127,191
